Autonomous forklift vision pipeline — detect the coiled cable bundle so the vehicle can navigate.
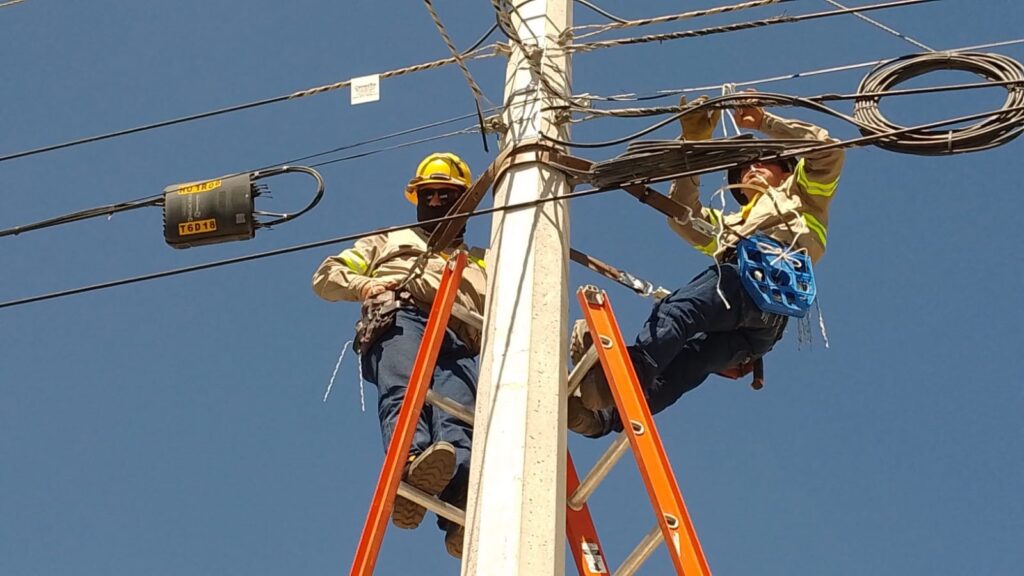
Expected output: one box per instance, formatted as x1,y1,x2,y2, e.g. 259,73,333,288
854,51,1024,155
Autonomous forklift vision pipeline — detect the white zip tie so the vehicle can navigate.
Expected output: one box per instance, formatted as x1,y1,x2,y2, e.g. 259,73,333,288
323,339,354,403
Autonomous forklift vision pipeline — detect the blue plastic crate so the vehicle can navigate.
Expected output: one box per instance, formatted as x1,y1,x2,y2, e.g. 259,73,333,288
737,234,816,317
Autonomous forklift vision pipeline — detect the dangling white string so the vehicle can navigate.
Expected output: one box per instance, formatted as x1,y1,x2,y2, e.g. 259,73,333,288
720,83,743,136
323,339,354,404
710,187,732,310
356,348,367,412
815,298,830,349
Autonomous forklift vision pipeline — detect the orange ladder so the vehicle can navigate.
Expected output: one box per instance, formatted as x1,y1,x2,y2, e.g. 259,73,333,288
564,285,711,576
348,255,708,575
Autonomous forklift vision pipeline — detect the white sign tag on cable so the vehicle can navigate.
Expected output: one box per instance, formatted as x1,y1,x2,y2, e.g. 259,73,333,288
350,74,380,105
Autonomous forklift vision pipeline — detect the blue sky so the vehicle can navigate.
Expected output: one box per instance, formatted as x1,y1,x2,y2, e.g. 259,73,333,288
2,1,1022,574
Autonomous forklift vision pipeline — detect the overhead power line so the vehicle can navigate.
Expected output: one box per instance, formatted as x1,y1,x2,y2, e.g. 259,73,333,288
5,101,1024,312
571,37,1024,103
0,0,28,9
0,41,502,165
571,0,799,41
569,0,941,53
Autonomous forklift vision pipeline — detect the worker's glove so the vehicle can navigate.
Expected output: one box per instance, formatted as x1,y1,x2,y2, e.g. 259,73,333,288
678,95,721,141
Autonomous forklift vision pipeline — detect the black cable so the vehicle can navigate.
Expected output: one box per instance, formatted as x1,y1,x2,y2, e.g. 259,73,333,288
0,125,479,240
0,195,163,238
0,186,609,311
0,24,500,166
8,103,1024,312
573,0,629,23
254,110,492,171
854,52,1024,154
548,52,1024,151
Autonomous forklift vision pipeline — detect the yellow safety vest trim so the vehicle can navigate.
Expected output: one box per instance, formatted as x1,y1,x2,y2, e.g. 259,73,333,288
339,249,369,274
795,158,839,197
740,193,762,222
694,237,718,257
441,251,486,269
802,212,828,247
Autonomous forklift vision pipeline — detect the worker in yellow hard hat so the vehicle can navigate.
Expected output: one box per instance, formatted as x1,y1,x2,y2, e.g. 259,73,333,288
312,152,486,558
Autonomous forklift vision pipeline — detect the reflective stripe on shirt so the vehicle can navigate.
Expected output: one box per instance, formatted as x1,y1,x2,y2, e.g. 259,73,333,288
339,249,369,274
795,158,839,197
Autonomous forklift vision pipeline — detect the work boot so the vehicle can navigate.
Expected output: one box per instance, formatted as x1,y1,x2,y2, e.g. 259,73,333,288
567,396,606,437
444,522,465,559
570,320,615,411
392,442,456,530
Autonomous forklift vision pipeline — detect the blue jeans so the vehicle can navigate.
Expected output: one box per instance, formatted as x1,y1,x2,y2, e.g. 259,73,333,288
360,308,477,530
596,263,786,436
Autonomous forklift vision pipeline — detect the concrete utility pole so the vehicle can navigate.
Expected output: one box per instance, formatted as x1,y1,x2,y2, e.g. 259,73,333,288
461,1,572,575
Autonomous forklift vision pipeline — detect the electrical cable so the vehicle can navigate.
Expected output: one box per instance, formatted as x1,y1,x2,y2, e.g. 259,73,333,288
0,194,163,238
7,103,1024,312
854,51,1024,154
0,0,28,8
570,37,1024,103
572,0,629,24
0,186,609,311
568,0,942,53
567,78,1024,119
0,36,501,165
545,52,1024,150
0,124,479,239
572,0,799,41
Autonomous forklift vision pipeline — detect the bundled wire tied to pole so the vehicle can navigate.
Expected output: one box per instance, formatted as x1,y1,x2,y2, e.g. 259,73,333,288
854,52,1024,154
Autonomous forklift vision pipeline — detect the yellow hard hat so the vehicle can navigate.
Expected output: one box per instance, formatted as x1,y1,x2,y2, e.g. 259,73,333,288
405,152,472,204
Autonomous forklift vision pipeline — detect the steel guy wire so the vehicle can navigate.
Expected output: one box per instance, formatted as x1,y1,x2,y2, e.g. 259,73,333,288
568,0,942,53
571,0,800,41
822,0,933,51
5,104,1024,312
0,42,503,165
422,0,493,151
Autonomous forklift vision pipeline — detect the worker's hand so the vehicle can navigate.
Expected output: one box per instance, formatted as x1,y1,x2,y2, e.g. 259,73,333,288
360,281,397,301
734,89,765,130
678,95,720,141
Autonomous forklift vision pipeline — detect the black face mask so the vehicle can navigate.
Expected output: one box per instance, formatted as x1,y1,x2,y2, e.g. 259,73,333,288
416,188,462,234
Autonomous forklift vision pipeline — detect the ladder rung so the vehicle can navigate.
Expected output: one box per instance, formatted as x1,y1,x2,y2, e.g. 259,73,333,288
568,434,630,511
614,524,662,576
396,482,466,527
425,389,474,425
568,346,599,396
450,304,483,331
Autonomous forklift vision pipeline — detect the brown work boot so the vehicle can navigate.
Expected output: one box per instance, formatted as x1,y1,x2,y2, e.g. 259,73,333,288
570,319,592,365
568,396,606,437
570,319,615,411
392,442,456,529
444,522,465,559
